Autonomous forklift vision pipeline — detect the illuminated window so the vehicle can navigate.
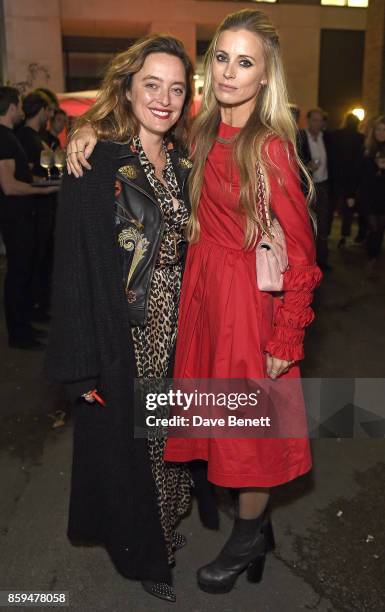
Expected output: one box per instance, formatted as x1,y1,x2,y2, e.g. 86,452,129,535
347,0,369,6
321,0,369,6
195,0,278,3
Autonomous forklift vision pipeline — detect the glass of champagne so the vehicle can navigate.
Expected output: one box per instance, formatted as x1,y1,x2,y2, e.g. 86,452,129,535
54,149,66,178
40,150,54,180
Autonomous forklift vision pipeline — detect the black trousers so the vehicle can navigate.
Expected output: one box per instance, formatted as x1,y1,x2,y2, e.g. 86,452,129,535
314,181,333,266
338,196,355,238
337,196,368,240
31,196,56,310
0,201,36,340
367,214,385,260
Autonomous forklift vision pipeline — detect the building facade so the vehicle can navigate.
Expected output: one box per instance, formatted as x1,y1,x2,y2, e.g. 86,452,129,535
1,0,382,126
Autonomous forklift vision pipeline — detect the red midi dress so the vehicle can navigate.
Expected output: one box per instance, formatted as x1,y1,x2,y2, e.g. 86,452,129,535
164,122,323,488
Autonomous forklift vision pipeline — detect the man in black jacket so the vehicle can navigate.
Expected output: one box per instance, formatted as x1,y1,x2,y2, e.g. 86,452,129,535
297,108,333,272
17,93,55,321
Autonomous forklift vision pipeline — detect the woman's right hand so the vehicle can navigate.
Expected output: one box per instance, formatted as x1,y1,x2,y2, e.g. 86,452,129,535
66,124,98,178
82,388,106,407
82,389,97,403
307,159,319,174
266,354,294,380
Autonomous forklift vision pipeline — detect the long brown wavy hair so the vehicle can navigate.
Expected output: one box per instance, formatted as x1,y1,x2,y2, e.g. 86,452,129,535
187,9,314,247
74,35,194,147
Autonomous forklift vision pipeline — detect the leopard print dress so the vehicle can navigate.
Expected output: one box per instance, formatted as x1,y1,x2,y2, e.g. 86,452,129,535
129,137,191,565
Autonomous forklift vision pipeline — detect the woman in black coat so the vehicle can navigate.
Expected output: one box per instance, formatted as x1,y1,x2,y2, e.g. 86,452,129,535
358,116,385,275
46,35,195,603
327,113,365,246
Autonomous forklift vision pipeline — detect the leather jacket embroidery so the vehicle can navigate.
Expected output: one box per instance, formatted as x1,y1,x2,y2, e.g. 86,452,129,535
118,226,150,289
113,140,190,326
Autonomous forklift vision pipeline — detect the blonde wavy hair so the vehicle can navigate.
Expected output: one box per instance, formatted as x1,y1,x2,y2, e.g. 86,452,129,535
187,9,314,246
73,35,193,147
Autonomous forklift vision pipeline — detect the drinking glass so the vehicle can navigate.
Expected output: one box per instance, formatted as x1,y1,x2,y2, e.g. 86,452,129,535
54,149,66,178
40,150,54,180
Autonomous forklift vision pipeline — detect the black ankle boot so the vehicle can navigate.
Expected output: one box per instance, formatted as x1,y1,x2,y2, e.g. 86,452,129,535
197,512,275,594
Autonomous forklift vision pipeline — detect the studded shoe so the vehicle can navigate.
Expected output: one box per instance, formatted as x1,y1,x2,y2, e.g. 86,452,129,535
141,580,176,603
172,531,187,551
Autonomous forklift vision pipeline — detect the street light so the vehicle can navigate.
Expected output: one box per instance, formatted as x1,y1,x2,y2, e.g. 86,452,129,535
351,108,365,121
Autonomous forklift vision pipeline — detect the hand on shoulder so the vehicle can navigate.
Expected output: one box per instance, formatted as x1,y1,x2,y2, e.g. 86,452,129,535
66,123,98,178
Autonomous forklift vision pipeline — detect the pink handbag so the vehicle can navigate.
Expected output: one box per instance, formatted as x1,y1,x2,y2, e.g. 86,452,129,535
255,161,288,291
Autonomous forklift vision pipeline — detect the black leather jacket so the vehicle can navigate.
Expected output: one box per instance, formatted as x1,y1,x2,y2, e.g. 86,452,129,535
114,145,191,325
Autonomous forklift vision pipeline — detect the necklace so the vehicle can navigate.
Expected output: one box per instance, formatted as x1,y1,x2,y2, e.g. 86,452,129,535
216,135,236,145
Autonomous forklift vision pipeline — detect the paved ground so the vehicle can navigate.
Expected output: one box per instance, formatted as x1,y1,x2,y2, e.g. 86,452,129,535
0,220,384,612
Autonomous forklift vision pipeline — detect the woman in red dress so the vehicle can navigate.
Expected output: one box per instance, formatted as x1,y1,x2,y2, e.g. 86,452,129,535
163,9,322,593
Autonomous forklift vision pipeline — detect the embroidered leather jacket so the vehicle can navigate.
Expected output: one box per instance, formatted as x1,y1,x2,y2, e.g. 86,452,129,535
114,145,192,325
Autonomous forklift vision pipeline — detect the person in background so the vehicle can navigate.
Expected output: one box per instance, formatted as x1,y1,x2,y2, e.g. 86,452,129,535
298,108,333,271
289,103,300,127
322,110,329,132
45,108,68,150
289,104,311,196
0,87,57,349
17,93,54,322
191,85,203,117
17,93,50,175
33,87,60,146
358,115,385,276
329,113,365,248
33,87,59,110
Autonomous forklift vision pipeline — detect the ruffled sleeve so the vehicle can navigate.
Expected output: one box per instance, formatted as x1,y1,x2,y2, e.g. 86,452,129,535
263,136,323,362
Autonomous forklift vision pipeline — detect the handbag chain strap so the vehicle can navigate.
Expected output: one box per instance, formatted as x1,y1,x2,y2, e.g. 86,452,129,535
256,160,271,232
256,130,275,232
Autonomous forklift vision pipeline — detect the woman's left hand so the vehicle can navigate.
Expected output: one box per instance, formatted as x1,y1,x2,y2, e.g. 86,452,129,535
266,354,295,379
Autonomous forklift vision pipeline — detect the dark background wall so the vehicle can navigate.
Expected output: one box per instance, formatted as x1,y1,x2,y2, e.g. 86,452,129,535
63,25,366,131
0,0,7,85
63,37,136,91
319,29,365,129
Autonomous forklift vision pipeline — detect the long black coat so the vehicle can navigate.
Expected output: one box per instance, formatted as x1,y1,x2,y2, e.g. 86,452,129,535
358,151,385,215
327,128,364,198
45,140,191,583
